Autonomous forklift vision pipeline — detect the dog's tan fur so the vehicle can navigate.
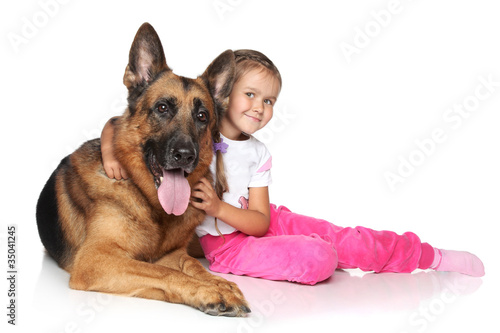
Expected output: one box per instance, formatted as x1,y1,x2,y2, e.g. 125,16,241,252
36,23,249,316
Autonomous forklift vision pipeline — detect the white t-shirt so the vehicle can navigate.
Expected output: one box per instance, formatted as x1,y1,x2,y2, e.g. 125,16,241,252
195,134,272,237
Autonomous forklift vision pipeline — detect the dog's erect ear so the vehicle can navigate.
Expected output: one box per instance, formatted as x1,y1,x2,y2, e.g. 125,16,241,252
123,23,170,90
201,49,235,111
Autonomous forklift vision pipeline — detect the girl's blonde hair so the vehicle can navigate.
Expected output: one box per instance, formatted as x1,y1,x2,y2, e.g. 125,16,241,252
213,49,281,237
233,49,282,91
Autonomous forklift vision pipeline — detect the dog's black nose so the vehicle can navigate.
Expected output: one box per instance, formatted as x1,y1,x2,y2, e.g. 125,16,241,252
173,147,195,165
167,137,198,172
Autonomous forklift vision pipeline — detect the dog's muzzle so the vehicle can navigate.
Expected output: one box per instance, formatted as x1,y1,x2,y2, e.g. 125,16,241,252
145,135,200,216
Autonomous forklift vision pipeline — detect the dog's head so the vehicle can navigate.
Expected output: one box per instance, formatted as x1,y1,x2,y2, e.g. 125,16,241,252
115,23,234,216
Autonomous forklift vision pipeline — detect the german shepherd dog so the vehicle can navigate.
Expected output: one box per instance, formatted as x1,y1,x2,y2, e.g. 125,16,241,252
36,23,249,316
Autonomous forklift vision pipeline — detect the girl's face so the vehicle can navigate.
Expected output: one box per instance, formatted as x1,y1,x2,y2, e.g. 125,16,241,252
220,68,280,140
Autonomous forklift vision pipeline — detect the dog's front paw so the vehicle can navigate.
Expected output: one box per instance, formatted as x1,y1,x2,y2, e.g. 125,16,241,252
209,275,247,302
202,301,251,317
195,284,250,317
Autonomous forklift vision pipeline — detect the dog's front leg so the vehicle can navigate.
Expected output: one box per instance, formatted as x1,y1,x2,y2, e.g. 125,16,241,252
155,248,250,316
69,242,249,316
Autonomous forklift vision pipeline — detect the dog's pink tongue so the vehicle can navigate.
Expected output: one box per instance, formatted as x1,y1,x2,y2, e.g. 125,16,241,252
158,169,190,216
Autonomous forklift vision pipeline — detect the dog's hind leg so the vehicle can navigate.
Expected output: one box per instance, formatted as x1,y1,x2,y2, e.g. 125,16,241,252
69,242,250,316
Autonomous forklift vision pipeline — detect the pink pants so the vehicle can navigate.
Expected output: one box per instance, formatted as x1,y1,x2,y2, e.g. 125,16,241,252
200,204,435,285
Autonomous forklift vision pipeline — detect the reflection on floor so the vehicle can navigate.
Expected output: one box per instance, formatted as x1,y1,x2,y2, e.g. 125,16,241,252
30,252,484,333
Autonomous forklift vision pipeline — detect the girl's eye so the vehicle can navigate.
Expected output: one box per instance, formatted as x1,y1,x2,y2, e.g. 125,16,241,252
264,99,273,105
156,103,168,113
197,111,208,123
246,92,254,98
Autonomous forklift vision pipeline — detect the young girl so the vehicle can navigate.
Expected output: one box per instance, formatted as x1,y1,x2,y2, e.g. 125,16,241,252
101,49,485,285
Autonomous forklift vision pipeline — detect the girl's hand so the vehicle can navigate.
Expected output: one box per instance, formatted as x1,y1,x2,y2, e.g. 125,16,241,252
101,116,128,180
190,177,222,217
102,149,129,180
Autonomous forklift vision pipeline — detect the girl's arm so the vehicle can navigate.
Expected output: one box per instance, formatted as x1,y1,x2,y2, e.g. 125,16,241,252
191,178,270,237
101,116,128,180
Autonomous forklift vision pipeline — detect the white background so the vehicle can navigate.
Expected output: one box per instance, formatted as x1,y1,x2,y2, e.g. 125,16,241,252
1,0,499,332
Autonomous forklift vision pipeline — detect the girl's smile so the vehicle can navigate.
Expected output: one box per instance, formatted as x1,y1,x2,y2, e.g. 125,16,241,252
244,113,262,122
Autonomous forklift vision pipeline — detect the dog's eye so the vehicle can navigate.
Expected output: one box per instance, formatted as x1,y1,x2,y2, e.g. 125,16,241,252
196,111,208,123
156,103,168,113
